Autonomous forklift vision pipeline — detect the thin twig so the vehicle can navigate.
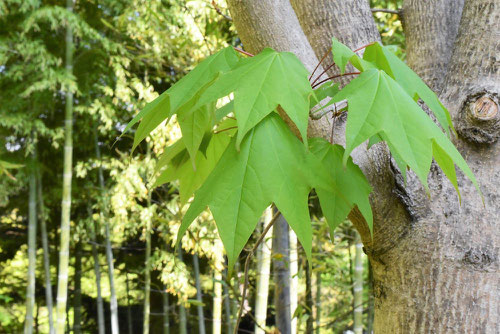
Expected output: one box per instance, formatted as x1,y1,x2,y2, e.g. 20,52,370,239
211,0,233,21
234,47,254,57
309,47,331,81
371,8,401,15
233,211,281,334
312,72,360,89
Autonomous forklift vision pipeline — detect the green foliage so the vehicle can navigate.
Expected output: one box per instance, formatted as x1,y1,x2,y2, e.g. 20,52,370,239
127,38,478,272
309,138,373,234
178,114,344,270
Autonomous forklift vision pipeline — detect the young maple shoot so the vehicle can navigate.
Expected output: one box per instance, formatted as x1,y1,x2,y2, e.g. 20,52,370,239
124,38,479,273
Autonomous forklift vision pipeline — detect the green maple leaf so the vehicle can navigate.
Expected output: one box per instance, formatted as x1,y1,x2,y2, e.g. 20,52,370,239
309,138,373,234
124,47,239,150
154,118,236,205
332,68,479,197
176,114,344,270
331,37,370,74
363,42,455,135
177,102,215,164
196,48,313,149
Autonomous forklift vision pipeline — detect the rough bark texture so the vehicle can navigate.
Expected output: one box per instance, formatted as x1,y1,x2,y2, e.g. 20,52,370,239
403,0,465,91
368,1,500,333
228,0,499,332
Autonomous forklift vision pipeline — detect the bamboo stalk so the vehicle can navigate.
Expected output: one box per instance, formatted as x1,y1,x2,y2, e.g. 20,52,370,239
289,228,298,334
37,170,55,334
73,241,82,334
55,1,74,330
88,207,105,334
193,254,206,334
353,231,364,334
24,167,37,334
254,209,273,334
94,127,119,334
213,240,224,334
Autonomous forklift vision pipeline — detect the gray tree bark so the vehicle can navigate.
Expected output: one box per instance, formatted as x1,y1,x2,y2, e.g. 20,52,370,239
227,0,499,332
402,0,465,91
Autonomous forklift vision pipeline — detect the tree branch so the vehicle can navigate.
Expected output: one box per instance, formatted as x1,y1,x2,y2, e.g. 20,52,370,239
211,0,233,21
371,8,401,15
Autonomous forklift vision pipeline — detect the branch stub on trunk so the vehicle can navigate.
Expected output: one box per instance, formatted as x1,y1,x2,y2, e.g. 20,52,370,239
458,92,499,144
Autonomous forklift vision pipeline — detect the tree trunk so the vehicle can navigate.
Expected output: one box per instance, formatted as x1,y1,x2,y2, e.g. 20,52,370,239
24,167,37,334
88,208,105,334
402,0,465,91
366,262,374,334
228,0,499,332
212,240,223,334
254,209,273,334
192,254,206,334
289,229,298,334
55,1,74,331
272,214,291,334
353,232,363,334
94,127,120,334
371,0,500,332
73,241,82,334
37,171,55,334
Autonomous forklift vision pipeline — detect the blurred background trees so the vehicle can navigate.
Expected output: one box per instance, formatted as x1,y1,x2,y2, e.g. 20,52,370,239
0,0,403,332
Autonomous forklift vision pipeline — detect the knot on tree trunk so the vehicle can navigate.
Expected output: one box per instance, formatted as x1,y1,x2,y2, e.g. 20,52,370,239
457,92,499,144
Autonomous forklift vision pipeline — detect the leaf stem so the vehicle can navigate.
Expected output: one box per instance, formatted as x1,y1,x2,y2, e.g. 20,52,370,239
214,126,237,134
311,62,336,87
311,72,360,89
353,42,375,53
233,210,280,334
234,47,254,57
309,47,331,81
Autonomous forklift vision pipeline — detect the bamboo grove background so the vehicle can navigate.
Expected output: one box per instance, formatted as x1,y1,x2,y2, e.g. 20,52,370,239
0,0,403,333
